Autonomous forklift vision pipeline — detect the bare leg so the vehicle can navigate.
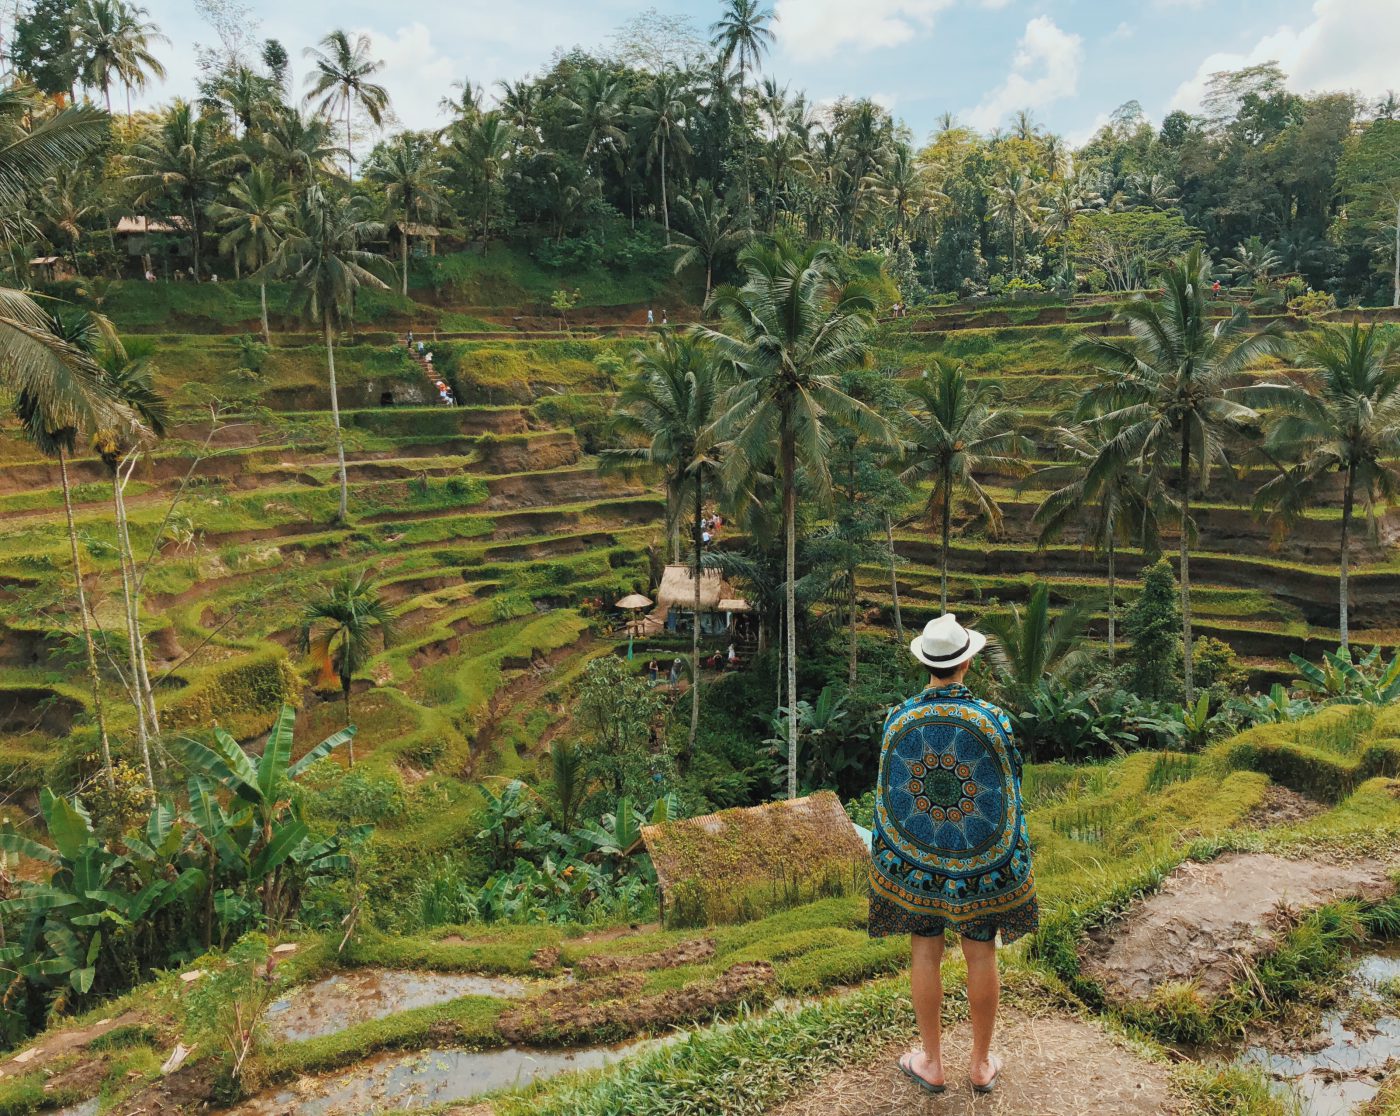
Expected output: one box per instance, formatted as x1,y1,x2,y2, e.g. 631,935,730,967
961,935,1000,1086
904,933,945,1085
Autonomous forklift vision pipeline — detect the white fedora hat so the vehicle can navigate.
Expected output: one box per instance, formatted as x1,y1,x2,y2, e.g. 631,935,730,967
909,613,986,671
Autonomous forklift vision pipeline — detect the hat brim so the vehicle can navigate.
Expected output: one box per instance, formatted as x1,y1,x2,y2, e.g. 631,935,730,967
909,628,986,670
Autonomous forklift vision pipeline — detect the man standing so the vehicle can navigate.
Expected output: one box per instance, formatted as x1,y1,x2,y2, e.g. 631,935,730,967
868,614,1038,1096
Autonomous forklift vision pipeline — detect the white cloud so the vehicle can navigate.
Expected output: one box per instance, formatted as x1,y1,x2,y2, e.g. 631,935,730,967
964,16,1083,131
773,0,953,59
1107,21,1134,42
980,0,1014,9
358,23,459,130
1168,0,1400,114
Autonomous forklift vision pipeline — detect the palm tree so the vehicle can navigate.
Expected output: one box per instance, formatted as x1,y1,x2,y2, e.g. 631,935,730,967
302,29,389,180
366,132,448,297
901,361,1028,612
604,333,722,759
256,107,341,183
1225,236,1282,288
671,182,746,299
1127,172,1180,211
14,312,137,791
452,111,513,250
71,0,167,117
866,144,940,249
496,80,541,137
267,185,388,522
562,68,626,173
1032,423,1165,661
1044,173,1101,273
699,235,888,799
710,0,774,217
1251,323,1400,648
0,94,126,785
1074,247,1282,701
125,99,236,281
209,166,293,343
91,340,167,788
982,583,1094,708
632,73,693,244
989,169,1041,279
298,571,396,764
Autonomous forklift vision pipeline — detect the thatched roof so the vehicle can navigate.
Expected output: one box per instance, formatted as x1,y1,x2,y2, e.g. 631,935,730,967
615,593,653,610
642,791,871,927
392,221,441,237
115,216,189,235
655,564,727,611
716,598,750,613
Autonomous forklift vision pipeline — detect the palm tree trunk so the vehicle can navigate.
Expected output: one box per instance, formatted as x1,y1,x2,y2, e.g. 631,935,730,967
705,260,713,302
1393,198,1399,309
189,201,202,281
325,315,350,523
113,475,154,789
1107,534,1116,663
886,514,904,645
688,475,702,765
660,135,670,245
115,468,161,740
61,447,114,789
847,561,858,686
343,682,355,766
783,430,799,800
401,220,410,298
939,476,951,613
345,102,354,181
260,280,271,345
1340,463,1355,649
1179,427,1194,703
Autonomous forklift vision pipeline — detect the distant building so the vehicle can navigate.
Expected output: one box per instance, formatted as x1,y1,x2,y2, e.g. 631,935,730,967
114,216,192,271
644,564,750,637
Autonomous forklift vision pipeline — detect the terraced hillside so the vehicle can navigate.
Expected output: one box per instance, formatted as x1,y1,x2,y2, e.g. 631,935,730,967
5,284,1398,818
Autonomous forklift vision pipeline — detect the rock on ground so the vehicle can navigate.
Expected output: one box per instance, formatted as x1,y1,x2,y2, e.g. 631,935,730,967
766,1012,1182,1116
1082,852,1396,1003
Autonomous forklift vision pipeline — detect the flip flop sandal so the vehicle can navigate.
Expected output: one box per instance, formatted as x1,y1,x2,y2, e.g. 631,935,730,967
971,1056,1002,1095
897,1052,947,1096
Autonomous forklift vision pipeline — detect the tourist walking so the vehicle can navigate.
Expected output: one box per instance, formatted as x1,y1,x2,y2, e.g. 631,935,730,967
869,613,1037,1097
647,658,659,687
669,657,682,689
647,308,654,325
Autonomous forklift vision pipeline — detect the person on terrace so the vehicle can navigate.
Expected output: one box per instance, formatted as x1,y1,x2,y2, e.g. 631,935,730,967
868,613,1037,1097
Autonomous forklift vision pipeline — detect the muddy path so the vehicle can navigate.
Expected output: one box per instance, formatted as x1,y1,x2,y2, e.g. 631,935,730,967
765,1012,1184,1116
1081,853,1397,1003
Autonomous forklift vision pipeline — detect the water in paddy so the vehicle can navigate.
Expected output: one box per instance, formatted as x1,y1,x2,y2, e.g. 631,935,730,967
1238,943,1400,1115
230,1040,663,1115
265,969,529,1041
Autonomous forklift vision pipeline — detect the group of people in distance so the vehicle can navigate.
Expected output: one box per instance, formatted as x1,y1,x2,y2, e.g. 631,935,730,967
644,308,669,326
404,330,454,405
645,644,740,688
889,300,910,318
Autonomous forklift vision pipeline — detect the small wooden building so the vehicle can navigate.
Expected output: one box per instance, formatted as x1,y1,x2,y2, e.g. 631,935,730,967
644,564,748,637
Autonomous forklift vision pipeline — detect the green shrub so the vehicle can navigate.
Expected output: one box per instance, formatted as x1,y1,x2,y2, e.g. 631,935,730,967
162,649,301,738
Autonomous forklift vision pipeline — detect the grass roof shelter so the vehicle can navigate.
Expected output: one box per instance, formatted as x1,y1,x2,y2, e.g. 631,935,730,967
642,791,871,927
645,564,748,637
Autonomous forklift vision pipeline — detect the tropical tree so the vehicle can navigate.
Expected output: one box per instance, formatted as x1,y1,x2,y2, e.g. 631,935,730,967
302,29,389,179
1225,235,1282,287
1074,247,1282,700
710,0,774,214
632,72,693,244
612,334,723,759
982,583,1094,707
989,169,1040,279
256,107,340,183
12,309,134,789
700,235,888,799
561,68,626,174
1251,323,1400,647
71,0,168,116
209,165,293,342
298,572,396,762
1043,173,1101,273
268,185,388,521
671,181,746,298
452,111,513,249
366,132,448,296
901,361,1028,612
1032,422,1165,661
125,99,237,281
92,339,168,787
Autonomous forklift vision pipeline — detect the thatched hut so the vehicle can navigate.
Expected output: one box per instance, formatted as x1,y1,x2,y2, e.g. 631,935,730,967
645,564,748,637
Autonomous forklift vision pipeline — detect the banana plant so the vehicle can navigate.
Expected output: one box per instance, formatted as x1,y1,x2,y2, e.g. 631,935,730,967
175,704,356,925
1291,647,1400,705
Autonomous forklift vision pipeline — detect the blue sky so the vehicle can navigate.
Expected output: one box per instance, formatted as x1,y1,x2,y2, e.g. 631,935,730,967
132,0,1400,144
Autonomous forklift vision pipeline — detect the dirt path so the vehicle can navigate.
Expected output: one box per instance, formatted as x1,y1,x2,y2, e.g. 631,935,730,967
766,1013,1182,1116
1082,853,1396,1003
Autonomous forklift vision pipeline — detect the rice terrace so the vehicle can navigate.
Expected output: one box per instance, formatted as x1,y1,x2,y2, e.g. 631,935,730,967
2,0,1400,1112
